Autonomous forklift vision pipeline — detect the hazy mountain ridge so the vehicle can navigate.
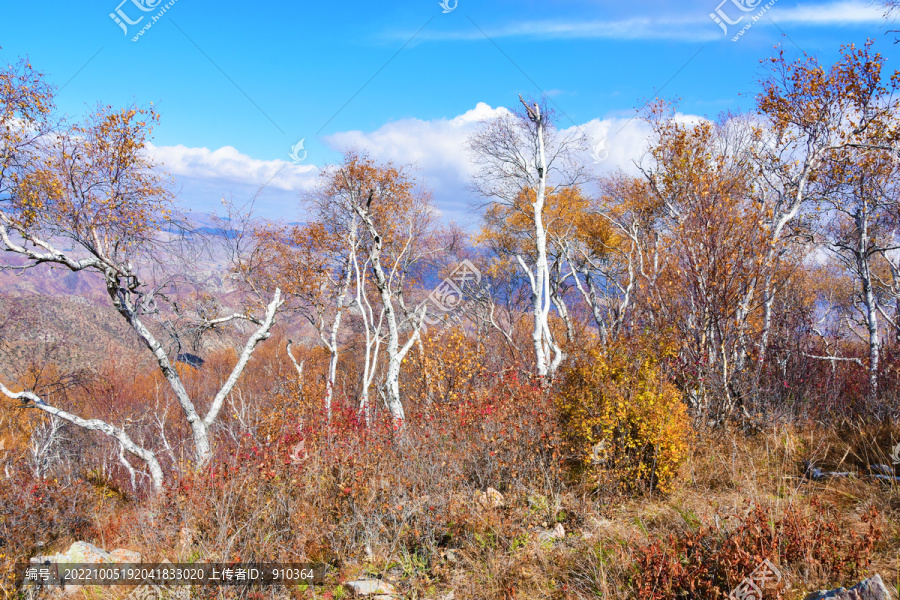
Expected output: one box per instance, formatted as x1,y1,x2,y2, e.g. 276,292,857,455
0,245,281,377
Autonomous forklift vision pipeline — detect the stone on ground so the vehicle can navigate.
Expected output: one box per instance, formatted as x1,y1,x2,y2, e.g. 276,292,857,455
804,574,891,600
345,578,398,598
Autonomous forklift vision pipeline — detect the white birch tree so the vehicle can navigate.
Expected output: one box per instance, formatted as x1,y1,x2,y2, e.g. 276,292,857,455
0,63,282,491
469,96,586,380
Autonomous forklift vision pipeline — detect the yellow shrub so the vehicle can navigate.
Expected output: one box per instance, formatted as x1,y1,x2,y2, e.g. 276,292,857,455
557,340,691,493
407,326,486,406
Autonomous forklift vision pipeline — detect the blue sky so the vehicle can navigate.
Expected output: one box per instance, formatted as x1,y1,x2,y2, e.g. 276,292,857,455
0,0,896,226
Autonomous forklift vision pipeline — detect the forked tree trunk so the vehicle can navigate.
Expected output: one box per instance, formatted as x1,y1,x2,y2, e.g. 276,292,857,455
108,283,282,467
0,384,165,492
352,198,425,428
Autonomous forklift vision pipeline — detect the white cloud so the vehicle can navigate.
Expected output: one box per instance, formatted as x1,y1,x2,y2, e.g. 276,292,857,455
775,1,884,24
322,102,509,180
147,104,703,227
323,101,668,179
321,103,686,224
393,0,882,43
564,117,654,174
146,143,319,192
321,103,509,226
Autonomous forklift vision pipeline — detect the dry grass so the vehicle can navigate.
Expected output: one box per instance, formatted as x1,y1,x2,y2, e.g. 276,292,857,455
4,335,900,599
5,419,899,600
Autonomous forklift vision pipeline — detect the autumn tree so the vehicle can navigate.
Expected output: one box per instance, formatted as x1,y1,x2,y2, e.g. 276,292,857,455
293,151,435,426
0,60,282,491
643,112,764,414
758,41,900,401
479,186,579,345
469,96,587,380
815,148,900,402
463,253,533,368
244,218,355,421
558,178,646,344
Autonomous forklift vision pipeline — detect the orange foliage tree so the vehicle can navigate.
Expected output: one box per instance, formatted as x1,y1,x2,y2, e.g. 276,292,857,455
0,58,283,492
469,96,587,381
758,40,900,403
243,219,353,421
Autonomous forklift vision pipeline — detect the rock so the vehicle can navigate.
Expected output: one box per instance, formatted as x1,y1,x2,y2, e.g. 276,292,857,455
536,523,565,542
29,542,111,596
345,579,397,597
29,542,142,596
474,487,504,509
178,525,196,550
107,549,141,563
804,574,891,600
31,541,111,565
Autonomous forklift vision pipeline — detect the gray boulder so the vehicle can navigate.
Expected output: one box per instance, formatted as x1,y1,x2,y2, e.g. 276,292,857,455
805,574,891,600
30,541,111,565
345,578,397,598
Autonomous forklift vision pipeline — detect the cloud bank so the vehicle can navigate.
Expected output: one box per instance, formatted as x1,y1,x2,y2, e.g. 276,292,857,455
149,103,688,226
146,143,318,192
391,0,883,43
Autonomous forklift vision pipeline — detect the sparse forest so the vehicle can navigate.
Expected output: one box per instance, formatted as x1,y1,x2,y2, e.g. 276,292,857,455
4,24,900,600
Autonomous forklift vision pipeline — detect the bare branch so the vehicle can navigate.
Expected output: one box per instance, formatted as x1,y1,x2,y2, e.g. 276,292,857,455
0,382,164,492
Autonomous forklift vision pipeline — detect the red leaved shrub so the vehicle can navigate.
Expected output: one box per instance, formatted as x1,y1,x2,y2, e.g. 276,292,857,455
632,500,882,600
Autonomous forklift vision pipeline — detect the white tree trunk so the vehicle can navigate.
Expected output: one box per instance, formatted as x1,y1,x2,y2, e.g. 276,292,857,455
352,250,382,426
325,325,340,420
0,383,165,492
352,202,425,427
526,103,563,380
857,213,880,402
321,256,354,421
110,287,281,467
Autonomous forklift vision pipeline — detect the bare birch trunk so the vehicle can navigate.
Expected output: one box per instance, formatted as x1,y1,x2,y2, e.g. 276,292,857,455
0,384,165,492
857,214,880,403
524,99,563,380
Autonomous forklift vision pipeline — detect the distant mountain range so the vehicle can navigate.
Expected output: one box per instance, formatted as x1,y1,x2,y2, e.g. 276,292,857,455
0,213,490,378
